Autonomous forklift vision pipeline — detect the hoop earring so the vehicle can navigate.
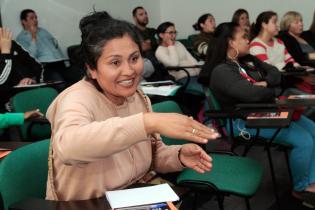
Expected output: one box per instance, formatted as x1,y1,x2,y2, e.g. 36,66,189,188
228,48,239,60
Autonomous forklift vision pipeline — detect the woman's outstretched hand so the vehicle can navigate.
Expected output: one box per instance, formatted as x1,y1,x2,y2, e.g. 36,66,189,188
144,112,220,144
179,144,212,173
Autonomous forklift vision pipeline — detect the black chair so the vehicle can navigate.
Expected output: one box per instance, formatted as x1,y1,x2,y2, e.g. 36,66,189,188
66,44,85,83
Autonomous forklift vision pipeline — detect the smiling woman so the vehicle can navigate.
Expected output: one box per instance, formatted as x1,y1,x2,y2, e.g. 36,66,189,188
87,34,144,105
45,12,219,201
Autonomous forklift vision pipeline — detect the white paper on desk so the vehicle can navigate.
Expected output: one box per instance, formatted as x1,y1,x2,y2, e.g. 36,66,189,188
105,183,179,209
140,85,180,96
13,83,48,88
13,81,63,88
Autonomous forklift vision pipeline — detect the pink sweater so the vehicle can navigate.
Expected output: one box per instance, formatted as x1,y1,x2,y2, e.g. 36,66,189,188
46,79,183,201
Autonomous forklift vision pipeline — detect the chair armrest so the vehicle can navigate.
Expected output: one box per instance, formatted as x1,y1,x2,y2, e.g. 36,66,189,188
164,65,203,70
235,103,279,109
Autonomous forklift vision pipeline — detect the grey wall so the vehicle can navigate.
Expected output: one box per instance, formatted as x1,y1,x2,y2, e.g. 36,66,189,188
0,0,314,54
159,0,315,39
0,0,160,56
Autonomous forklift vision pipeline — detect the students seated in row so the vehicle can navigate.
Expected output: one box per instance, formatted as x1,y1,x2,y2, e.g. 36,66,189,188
155,22,200,82
199,22,315,205
249,11,315,118
249,11,299,71
16,9,67,85
279,11,315,68
231,8,251,34
0,27,41,111
192,13,216,59
45,14,218,201
301,10,315,50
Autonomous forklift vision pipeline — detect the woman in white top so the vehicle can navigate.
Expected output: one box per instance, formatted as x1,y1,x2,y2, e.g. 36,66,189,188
155,22,200,81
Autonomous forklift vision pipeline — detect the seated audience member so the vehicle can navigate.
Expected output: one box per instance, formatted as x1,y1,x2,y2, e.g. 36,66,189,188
155,22,200,81
250,11,300,71
301,10,315,49
45,15,218,201
132,6,157,54
0,109,42,129
133,7,173,82
279,11,315,67
192,13,216,59
16,9,67,85
231,8,251,34
250,12,315,116
199,22,315,206
0,27,41,111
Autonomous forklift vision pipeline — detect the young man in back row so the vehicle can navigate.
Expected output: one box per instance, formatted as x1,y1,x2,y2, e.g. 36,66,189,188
16,9,67,88
132,6,174,82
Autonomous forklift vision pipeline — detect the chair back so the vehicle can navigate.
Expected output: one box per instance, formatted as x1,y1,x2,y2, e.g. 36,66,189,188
0,139,50,210
11,87,58,140
187,34,198,46
152,100,188,145
203,86,221,111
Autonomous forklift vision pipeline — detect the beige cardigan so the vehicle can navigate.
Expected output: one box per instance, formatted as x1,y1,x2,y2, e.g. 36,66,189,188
46,80,183,201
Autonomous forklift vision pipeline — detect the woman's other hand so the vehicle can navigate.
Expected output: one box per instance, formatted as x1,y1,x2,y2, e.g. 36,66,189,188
19,77,36,85
166,39,175,46
144,113,220,144
0,27,13,53
253,81,267,87
24,109,44,120
179,144,212,173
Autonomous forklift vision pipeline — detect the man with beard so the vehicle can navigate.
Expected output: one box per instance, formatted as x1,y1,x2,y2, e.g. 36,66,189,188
132,7,174,82
132,6,157,52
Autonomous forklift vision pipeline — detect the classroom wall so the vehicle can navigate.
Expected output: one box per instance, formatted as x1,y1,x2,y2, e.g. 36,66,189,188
0,0,314,54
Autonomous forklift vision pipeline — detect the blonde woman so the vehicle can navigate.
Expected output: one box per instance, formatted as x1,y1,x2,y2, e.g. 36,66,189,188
279,11,315,67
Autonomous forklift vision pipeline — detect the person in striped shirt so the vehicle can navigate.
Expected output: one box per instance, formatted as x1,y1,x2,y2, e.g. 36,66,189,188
249,11,300,71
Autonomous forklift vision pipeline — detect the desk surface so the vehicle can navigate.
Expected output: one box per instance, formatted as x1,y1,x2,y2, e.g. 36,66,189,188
0,141,30,151
277,98,315,107
9,185,187,210
10,197,110,210
13,81,64,89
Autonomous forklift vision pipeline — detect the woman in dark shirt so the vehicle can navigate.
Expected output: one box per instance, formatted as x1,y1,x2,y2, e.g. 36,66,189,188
0,27,42,110
199,22,315,204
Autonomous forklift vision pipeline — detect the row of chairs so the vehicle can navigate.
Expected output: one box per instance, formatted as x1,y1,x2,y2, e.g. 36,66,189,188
0,101,262,210
0,83,294,210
